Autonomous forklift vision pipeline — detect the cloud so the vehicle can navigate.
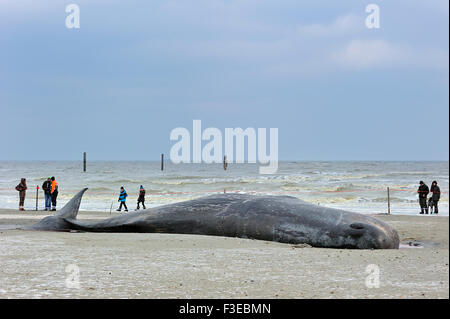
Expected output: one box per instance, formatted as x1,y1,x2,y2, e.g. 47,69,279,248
2,1,448,77
120,9,448,79
332,39,449,70
127,14,364,63
332,39,403,68
296,14,364,37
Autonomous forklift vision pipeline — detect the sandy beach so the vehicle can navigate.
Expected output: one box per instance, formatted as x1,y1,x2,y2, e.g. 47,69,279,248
0,209,448,299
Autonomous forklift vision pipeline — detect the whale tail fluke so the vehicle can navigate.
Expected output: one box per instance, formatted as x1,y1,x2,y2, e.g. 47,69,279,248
56,188,88,220
27,188,88,231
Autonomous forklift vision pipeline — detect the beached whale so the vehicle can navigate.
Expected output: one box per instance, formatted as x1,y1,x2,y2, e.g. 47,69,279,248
27,188,399,249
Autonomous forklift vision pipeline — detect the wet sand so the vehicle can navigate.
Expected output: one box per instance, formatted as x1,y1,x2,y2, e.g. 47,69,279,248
0,209,448,299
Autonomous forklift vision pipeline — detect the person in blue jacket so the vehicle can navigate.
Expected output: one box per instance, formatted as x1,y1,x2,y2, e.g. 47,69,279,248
116,186,128,212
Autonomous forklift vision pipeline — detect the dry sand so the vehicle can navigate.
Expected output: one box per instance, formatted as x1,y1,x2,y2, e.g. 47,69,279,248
0,209,448,299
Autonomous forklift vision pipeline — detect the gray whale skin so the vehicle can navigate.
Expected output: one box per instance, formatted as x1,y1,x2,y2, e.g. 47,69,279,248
28,188,400,249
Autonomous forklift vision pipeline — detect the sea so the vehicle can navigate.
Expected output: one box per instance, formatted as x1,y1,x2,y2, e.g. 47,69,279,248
0,161,448,215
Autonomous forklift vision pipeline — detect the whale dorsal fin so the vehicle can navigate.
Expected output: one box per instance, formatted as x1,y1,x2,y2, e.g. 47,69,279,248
56,188,88,220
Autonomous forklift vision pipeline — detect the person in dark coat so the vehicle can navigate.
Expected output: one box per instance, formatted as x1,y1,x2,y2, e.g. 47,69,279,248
417,181,429,214
430,180,441,214
42,177,52,211
15,178,27,211
136,185,146,210
117,187,128,212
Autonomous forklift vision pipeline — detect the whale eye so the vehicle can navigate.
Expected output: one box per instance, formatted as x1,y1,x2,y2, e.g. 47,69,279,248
350,223,365,230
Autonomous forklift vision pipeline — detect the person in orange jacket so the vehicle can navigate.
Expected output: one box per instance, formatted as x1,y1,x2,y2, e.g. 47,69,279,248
50,176,59,211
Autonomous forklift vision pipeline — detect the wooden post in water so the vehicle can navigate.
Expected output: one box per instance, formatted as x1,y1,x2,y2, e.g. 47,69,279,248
83,152,87,172
161,153,164,171
223,155,227,171
387,187,391,215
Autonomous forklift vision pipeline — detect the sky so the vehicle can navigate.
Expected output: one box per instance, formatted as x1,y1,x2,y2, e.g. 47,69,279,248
0,0,448,161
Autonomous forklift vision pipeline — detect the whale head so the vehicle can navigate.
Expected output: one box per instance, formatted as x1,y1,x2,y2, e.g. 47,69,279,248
342,221,400,249
273,197,401,249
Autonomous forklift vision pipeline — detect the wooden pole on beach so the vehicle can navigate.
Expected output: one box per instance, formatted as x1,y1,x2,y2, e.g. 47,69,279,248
161,153,164,171
83,152,87,172
36,185,39,211
387,187,391,215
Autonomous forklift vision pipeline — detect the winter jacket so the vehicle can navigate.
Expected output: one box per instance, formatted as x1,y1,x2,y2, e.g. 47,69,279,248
51,180,59,194
42,180,52,195
15,179,27,196
119,190,128,202
430,185,441,201
138,189,146,202
418,184,429,199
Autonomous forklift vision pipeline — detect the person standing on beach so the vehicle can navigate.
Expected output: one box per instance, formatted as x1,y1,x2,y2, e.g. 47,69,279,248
15,178,27,211
417,181,429,214
50,176,59,211
42,177,52,211
136,185,146,210
430,181,441,214
117,186,128,212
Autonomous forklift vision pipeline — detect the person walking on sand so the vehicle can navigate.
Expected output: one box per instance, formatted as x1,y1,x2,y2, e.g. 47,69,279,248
50,176,59,211
117,186,128,212
136,185,146,210
417,181,429,214
42,177,52,211
15,178,27,211
430,180,441,214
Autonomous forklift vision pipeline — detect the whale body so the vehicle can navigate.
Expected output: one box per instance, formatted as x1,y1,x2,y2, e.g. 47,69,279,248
28,188,400,249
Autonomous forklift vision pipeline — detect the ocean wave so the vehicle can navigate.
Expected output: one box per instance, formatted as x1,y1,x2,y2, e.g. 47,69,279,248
88,187,114,192
370,197,416,203
93,179,144,185
163,175,204,180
